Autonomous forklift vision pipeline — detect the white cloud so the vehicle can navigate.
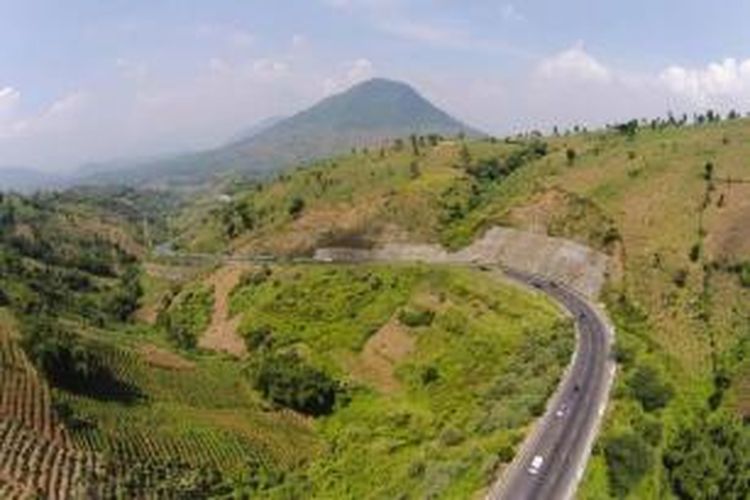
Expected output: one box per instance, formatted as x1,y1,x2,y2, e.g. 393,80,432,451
252,58,290,78
659,58,750,106
536,43,611,83
323,58,374,94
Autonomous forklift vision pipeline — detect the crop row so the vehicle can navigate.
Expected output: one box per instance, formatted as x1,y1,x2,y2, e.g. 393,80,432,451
0,333,68,444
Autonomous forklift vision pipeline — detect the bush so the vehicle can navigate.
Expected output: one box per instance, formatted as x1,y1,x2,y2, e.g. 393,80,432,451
566,148,576,165
672,268,688,288
238,267,272,288
604,432,652,497
420,365,440,385
734,262,750,288
689,243,702,263
251,352,338,416
398,307,434,327
244,326,273,351
158,285,213,350
288,197,305,218
627,364,674,411
664,411,749,500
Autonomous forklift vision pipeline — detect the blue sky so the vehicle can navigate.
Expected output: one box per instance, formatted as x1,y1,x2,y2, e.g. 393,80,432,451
2,0,750,170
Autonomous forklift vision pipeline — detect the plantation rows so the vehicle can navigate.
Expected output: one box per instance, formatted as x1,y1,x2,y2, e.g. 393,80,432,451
0,327,312,496
0,331,68,444
0,417,232,499
0,417,98,499
68,415,274,475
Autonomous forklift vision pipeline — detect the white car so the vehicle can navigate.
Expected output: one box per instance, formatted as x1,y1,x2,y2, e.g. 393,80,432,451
555,403,569,418
528,455,544,475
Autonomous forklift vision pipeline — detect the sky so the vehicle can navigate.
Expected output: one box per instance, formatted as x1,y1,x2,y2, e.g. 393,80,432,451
2,0,750,171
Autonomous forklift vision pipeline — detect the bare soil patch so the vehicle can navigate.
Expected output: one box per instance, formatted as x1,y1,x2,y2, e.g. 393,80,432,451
198,264,250,357
138,344,195,371
346,316,415,393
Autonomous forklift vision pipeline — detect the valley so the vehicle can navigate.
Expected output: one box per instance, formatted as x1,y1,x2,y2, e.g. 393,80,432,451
1,77,749,499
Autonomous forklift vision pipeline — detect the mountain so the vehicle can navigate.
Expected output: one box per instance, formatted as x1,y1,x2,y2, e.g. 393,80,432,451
0,167,68,193
80,78,482,187
227,115,287,143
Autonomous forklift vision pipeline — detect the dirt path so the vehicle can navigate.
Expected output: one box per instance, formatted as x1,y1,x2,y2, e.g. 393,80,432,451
198,264,250,357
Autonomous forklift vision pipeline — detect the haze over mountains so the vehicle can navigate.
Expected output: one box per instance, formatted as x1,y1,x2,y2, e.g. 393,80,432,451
0,79,480,192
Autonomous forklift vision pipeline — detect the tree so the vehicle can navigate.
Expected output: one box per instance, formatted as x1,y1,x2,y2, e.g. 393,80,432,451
459,143,472,168
704,161,714,181
251,352,339,416
664,411,749,500
615,119,639,138
288,197,305,218
604,432,653,497
410,134,420,156
409,161,421,179
627,364,674,411
566,147,577,166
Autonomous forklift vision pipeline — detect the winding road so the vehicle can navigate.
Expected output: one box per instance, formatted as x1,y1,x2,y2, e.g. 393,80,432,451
487,267,616,500
155,247,616,499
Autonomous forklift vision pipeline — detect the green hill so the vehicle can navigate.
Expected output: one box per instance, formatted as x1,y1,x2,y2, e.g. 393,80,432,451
175,116,750,498
3,113,749,498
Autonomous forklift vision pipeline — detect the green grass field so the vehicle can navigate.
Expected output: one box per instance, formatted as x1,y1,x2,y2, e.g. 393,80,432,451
227,264,573,497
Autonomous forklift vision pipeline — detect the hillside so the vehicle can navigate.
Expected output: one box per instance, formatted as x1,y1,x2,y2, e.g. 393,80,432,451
175,115,750,498
82,78,481,188
2,114,748,498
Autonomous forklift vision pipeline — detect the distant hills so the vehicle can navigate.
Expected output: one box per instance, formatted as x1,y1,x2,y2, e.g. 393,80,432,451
80,78,482,187
0,167,67,193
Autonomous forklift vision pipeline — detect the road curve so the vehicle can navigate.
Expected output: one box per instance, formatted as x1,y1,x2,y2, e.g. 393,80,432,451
154,248,615,499
487,267,616,500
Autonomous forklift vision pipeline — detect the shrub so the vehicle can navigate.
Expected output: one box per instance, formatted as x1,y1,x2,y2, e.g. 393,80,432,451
689,243,702,262
288,197,305,218
735,262,750,288
398,307,435,327
420,365,440,385
158,285,213,350
604,432,652,497
672,268,688,288
627,364,674,411
664,411,749,500
566,148,576,165
704,161,714,181
251,352,338,416
238,267,272,288
244,326,274,351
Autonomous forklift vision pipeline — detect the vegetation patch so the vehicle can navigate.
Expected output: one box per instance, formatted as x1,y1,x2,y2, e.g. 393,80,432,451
157,283,214,350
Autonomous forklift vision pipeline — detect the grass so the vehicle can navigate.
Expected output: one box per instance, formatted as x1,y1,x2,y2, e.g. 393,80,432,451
229,264,573,497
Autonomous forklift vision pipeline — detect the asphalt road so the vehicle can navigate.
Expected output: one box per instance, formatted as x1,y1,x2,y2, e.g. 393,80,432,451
487,268,615,500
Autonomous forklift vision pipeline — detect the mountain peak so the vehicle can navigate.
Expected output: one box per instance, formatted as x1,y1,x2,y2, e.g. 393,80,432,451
80,78,482,186
274,77,480,136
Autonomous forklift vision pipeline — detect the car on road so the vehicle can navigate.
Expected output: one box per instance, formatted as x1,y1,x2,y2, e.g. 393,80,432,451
555,403,569,418
528,455,544,475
